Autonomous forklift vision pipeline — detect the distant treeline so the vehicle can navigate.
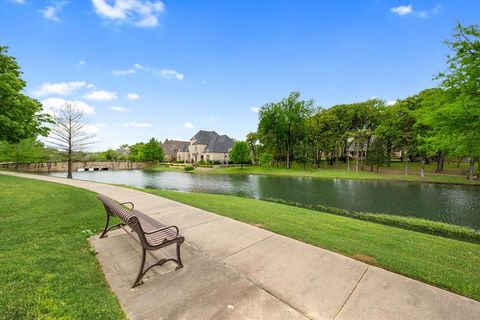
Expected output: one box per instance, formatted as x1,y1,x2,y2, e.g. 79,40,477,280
246,23,479,179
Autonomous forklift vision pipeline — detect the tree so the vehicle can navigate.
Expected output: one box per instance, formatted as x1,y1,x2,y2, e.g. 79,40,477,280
366,137,386,172
0,46,50,143
229,141,251,168
128,142,145,161
246,132,259,165
0,139,45,167
143,138,164,163
434,23,480,179
258,92,315,168
48,103,95,178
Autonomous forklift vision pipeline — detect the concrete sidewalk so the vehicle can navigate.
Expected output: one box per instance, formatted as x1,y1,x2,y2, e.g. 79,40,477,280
2,171,479,319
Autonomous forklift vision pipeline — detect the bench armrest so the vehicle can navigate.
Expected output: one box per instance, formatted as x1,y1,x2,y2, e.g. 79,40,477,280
144,225,179,237
120,202,135,211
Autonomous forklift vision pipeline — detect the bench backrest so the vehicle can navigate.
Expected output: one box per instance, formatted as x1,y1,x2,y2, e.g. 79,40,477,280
97,195,147,239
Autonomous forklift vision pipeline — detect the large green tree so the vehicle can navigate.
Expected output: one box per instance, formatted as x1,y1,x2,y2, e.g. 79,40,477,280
0,46,50,143
257,91,315,168
142,138,164,163
229,141,251,168
434,23,480,179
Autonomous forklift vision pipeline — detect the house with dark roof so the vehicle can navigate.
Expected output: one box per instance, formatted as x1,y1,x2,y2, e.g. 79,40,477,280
177,130,235,164
162,139,190,162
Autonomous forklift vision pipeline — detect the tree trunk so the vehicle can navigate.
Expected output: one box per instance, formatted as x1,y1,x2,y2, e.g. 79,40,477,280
286,144,290,169
468,158,474,180
355,144,359,173
404,157,408,175
67,127,73,179
347,153,350,172
435,151,444,173
386,141,392,167
420,158,425,178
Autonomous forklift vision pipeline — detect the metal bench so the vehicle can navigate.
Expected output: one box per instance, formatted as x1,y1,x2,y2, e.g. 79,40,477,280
97,194,184,288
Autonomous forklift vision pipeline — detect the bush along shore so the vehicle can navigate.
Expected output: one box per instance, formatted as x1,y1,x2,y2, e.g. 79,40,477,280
260,197,480,243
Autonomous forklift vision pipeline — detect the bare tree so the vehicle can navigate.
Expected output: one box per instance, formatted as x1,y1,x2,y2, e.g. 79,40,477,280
48,103,95,178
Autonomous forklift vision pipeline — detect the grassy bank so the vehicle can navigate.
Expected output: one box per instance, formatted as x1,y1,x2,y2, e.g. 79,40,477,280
260,198,480,243
140,188,480,301
152,161,480,185
0,175,125,319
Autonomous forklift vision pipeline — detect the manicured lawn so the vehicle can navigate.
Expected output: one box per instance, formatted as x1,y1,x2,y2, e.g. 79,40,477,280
0,175,125,319
153,161,480,185
141,188,480,301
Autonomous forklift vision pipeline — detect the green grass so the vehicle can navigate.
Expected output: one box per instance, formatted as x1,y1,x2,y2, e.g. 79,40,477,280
0,175,125,320
140,188,480,301
153,161,480,185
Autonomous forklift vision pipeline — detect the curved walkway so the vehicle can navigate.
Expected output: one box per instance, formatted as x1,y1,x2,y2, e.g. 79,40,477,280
2,171,479,320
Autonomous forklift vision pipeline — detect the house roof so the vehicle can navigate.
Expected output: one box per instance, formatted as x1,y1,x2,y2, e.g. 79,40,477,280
191,130,234,153
162,139,190,155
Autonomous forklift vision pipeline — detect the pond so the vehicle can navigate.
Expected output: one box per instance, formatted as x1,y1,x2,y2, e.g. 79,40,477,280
47,170,480,230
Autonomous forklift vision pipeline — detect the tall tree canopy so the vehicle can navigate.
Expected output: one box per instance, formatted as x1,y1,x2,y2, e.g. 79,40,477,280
257,91,315,168
432,23,480,179
0,46,50,143
143,138,164,162
229,141,251,168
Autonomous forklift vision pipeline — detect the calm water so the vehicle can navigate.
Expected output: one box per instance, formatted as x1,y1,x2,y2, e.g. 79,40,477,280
48,170,480,230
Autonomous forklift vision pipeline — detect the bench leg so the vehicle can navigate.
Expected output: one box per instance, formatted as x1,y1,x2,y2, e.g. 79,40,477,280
100,213,111,238
132,248,147,288
100,213,125,238
175,240,184,270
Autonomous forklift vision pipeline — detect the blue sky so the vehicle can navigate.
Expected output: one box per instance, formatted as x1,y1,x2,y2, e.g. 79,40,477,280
1,0,479,150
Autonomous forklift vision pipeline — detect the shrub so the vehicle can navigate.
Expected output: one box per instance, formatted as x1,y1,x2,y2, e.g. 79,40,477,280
184,165,195,171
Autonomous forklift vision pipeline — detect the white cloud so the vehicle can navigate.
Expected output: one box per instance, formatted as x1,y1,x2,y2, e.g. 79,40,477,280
390,5,412,16
183,122,194,129
160,69,184,81
109,106,132,112
134,63,145,70
251,106,260,113
41,97,95,115
78,60,86,66
33,81,88,97
432,3,442,15
10,0,26,4
91,0,165,28
123,122,151,128
84,90,118,101
113,68,135,75
386,100,397,106
390,4,442,18
126,92,140,100
40,1,68,22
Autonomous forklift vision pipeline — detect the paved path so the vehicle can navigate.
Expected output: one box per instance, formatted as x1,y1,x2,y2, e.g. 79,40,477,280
2,171,479,320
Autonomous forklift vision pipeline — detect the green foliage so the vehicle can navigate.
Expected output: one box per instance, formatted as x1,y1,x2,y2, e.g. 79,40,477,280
142,138,164,162
128,142,145,161
258,91,315,168
229,141,251,168
245,132,258,164
0,46,51,143
184,165,195,171
102,148,119,161
0,139,45,162
259,152,273,166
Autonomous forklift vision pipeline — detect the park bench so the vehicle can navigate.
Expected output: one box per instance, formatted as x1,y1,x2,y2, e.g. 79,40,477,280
97,194,184,288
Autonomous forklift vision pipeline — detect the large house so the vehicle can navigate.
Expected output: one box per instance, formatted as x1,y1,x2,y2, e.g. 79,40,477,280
162,139,190,162
177,130,235,164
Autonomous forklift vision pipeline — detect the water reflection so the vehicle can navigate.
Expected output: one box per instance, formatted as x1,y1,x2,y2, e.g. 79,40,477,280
47,170,480,229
